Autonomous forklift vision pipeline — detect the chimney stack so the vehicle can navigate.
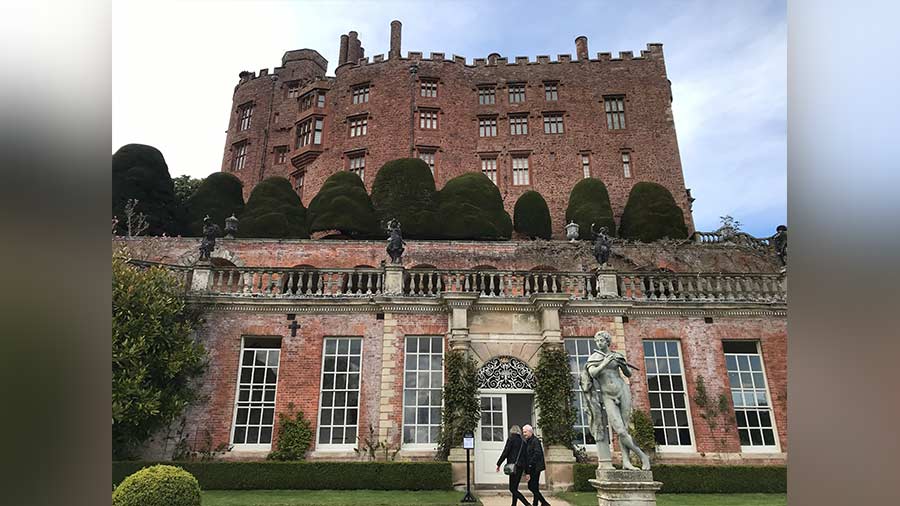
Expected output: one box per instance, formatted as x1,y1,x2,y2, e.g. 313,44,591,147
389,20,402,59
348,31,360,63
575,36,589,61
339,34,349,65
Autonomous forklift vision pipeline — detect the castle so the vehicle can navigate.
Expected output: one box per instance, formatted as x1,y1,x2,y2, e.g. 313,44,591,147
222,21,695,237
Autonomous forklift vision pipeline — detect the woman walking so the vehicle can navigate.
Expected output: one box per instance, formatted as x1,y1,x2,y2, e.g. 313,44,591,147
522,424,551,506
495,425,530,506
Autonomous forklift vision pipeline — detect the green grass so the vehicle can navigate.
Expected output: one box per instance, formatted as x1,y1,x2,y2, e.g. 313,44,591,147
557,492,787,506
200,489,480,506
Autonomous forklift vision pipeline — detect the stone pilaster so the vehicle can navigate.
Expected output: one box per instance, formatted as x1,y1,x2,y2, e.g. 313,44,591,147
440,292,479,352
377,312,400,442
531,293,571,346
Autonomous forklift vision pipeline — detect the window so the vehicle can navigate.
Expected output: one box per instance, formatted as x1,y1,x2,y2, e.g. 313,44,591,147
512,155,530,185
419,109,438,129
317,337,362,447
543,113,564,134
231,141,247,170
418,151,435,175
544,82,559,101
643,340,694,449
348,153,365,181
581,154,591,178
723,341,778,450
478,117,497,137
313,118,324,144
275,146,288,165
349,115,368,137
622,152,632,178
566,338,600,445
301,92,314,111
294,170,305,197
509,114,528,135
238,102,253,131
287,82,300,99
402,336,444,445
481,158,497,184
478,86,496,105
604,96,626,130
231,337,281,449
317,92,326,108
508,83,526,103
352,84,369,104
420,79,438,98
295,117,323,148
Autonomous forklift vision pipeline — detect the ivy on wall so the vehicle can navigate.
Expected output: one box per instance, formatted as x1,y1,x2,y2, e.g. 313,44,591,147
535,345,576,447
436,350,480,460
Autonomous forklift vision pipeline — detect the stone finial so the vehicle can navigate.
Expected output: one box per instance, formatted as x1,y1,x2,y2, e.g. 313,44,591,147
224,213,239,239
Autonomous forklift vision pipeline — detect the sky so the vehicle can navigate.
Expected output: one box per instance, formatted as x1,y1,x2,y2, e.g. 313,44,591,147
112,0,786,237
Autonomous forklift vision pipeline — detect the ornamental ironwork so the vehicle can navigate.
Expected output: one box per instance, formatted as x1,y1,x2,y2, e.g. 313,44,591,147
476,356,536,389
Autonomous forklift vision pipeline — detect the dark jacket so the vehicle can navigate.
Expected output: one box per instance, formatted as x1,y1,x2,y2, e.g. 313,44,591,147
524,434,546,473
496,433,527,468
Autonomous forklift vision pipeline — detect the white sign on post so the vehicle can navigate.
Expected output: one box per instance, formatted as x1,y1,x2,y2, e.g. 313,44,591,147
463,435,475,449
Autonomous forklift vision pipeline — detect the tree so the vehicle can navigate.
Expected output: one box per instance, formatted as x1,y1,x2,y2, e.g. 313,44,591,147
617,182,688,242
535,345,576,447
240,177,308,239
173,175,205,208
184,173,244,236
112,144,184,236
565,178,616,240
436,350,480,460
437,172,512,240
307,171,379,238
112,253,207,459
370,158,439,238
513,190,552,239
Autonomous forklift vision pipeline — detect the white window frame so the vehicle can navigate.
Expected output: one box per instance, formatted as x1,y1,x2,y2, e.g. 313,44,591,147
229,336,282,452
622,152,632,178
232,141,247,170
543,113,564,134
349,116,368,137
418,151,436,176
478,117,497,137
566,338,603,448
316,337,364,451
510,114,528,135
401,336,444,450
419,109,438,130
544,82,559,101
508,83,526,103
643,340,697,453
512,155,530,185
352,84,369,104
287,82,301,99
605,96,626,130
581,154,591,178
478,86,496,105
348,154,365,181
238,103,253,131
724,341,781,453
420,79,438,98
481,158,497,184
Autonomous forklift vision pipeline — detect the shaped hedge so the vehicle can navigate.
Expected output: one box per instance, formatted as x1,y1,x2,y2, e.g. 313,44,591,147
184,172,245,236
307,171,379,238
617,182,688,242
565,178,616,240
437,172,512,240
112,144,184,236
239,177,308,239
370,158,439,238
112,465,200,506
513,191,552,239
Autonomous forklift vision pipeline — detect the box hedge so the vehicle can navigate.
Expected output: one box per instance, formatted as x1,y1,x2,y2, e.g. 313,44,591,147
370,158,440,239
617,182,688,242
513,191,552,240
112,464,201,506
437,172,512,240
239,176,308,239
565,178,616,240
112,144,184,236
308,171,380,238
573,463,786,493
112,461,453,490
184,172,245,237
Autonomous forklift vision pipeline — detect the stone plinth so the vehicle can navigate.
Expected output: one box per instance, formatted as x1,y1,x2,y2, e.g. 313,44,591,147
544,445,576,491
448,447,475,490
589,469,663,506
596,266,619,298
383,264,404,294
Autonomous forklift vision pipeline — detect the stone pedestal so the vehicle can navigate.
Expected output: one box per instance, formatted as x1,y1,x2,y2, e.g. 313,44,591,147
544,445,576,491
589,469,663,506
383,264,404,295
190,263,212,292
595,267,619,298
448,447,474,490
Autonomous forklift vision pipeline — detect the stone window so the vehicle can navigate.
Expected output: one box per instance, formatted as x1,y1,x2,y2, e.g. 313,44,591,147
478,116,497,137
275,146,288,165
231,141,247,170
622,151,632,178
238,102,254,131
604,96,626,130
317,337,362,447
509,114,528,135
419,109,438,130
231,337,281,450
420,79,438,98
317,92,326,108
481,157,497,184
349,115,368,138
402,336,444,445
543,113,564,134
643,340,695,450
418,150,436,176
293,170,305,198
295,117,323,148
348,153,365,181
512,155,530,185
301,90,325,111
565,338,601,446
508,83,526,103
478,86,496,105
544,82,559,101
352,83,369,104
723,341,778,450
581,154,591,178
287,81,301,99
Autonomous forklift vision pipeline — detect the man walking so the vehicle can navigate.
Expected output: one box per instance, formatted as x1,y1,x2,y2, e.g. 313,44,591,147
521,424,550,506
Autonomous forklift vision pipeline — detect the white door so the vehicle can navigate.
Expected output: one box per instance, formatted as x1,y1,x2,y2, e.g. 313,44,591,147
475,394,508,484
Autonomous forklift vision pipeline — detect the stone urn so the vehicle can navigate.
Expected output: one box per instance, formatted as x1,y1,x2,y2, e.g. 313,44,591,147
224,213,239,239
565,221,580,242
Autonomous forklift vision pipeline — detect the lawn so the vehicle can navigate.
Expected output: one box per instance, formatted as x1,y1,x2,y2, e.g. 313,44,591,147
557,492,787,506
201,489,481,506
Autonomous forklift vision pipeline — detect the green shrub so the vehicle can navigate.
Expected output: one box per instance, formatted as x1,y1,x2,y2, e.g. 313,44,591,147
267,403,314,461
112,144,184,236
436,350,480,459
112,464,201,506
371,158,440,238
112,462,453,490
629,409,656,467
184,172,244,236
535,346,576,446
240,177,308,238
565,178,616,240
573,463,787,493
617,182,688,242
513,191,552,239
308,171,379,238
437,172,512,240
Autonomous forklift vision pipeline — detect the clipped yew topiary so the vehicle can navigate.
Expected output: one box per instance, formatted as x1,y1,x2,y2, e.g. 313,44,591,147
513,190,552,239
184,172,245,236
308,171,379,238
112,144,184,236
370,158,439,238
618,182,688,242
112,465,200,506
565,178,616,240
437,172,512,240
239,177,308,239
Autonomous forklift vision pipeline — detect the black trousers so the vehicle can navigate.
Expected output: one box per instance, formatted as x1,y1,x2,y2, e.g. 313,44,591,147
527,469,549,506
507,467,530,506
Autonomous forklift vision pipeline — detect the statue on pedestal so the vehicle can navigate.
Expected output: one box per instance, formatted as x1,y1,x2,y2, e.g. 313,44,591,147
385,218,406,264
199,215,221,262
772,225,787,267
590,224,612,267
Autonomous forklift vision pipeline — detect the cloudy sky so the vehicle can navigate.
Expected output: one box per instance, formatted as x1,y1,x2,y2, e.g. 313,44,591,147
113,0,785,237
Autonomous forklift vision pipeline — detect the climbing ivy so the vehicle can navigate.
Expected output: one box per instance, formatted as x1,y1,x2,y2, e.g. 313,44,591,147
535,345,576,447
436,350,480,460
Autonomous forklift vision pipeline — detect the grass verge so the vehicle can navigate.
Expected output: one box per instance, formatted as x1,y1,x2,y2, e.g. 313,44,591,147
557,492,787,506
201,489,480,506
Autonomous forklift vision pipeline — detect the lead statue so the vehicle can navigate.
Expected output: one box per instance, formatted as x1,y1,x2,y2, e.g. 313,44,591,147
580,330,651,470
199,215,221,262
